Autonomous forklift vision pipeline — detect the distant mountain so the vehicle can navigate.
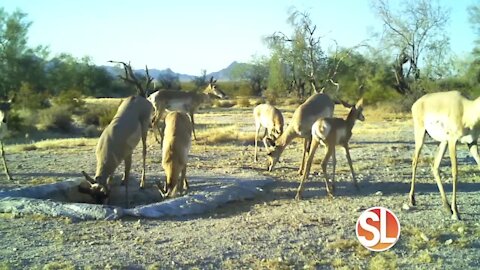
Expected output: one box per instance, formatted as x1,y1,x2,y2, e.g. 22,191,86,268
206,61,252,81
101,61,250,82
101,65,195,82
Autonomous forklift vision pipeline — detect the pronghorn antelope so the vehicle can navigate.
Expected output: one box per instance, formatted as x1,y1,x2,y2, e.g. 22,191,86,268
267,93,335,172
410,90,480,220
297,98,364,200
158,111,192,198
253,103,284,162
81,61,154,206
0,98,14,181
148,77,226,143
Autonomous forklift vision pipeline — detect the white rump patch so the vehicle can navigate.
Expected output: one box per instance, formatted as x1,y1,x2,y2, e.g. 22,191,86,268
424,115,450,142
460,134,475,144
312,121,331,142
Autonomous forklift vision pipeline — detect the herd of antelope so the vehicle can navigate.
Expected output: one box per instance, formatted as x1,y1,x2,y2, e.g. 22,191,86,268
1,62,480,220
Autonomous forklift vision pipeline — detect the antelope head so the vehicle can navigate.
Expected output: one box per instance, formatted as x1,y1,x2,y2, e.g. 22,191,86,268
0,97,14,133
204,77,227,99
266,145,282,172
353,98,365,122
344,98,365,123
79,171,109,204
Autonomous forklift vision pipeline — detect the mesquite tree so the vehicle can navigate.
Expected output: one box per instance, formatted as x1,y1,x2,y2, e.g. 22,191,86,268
372,0,450,95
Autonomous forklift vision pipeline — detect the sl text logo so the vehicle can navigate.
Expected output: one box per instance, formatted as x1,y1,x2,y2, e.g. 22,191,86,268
356,206,400,251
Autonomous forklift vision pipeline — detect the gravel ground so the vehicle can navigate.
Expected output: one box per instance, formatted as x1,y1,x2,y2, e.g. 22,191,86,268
1,107,480,269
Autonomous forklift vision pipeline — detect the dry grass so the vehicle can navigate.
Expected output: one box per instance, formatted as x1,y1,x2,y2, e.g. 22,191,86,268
212,99,237,108
198,126,255,145
7,138,97,153
364,102,410,121
280,97,302,106
368,251,398,270
248,98,263,106
252,258,294,270
27,177,58,185
235,97,251,108
84,97,124,107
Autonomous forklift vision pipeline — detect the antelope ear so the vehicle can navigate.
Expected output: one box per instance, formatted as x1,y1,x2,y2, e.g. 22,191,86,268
81,171,96,184
157,182,168,198
209,76,214,83
339,100,353,108
356,98,364,108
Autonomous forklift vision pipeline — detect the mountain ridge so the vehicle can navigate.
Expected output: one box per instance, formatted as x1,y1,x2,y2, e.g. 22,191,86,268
102,61,250,82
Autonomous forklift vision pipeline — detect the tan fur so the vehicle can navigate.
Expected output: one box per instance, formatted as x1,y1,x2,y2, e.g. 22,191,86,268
82,96,153,206
410,91,480,220
253,103,284,162
160,112,192,198
0,99,13,181
297,98,364,199
267,93,334,172
148,77,226,142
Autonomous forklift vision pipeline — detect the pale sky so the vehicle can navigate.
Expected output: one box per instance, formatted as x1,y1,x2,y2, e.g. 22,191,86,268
2,0,478,75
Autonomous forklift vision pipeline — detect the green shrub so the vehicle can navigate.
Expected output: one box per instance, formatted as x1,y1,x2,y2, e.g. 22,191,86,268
16,108,40,132
52,89,85,112
6,111,26,132
80,103,119,129
37,105,73,132
368,251,398,270
80,109,101,126
263,89,278,105
82,125,100,137
235,83,254,96
99,108,117,128
15,82,49,111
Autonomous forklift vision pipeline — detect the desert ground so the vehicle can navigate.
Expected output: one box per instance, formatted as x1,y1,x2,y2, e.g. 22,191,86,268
1,100,480,269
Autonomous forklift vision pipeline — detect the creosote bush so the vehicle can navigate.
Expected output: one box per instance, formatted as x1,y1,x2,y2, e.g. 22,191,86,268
6,111,26,133
37,105,73,132
52,89,85,112
80,103,119,129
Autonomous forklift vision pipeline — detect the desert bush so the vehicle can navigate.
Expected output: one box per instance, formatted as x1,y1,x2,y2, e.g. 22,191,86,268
249,98,263,106
15,82,49,111
281,97,301,106
235,83,254,96
263,89,277,105
215,81,251,97
80,109,101,126
15,108,49,133
369,101,405,114
52,89,85,113
236,97,251,107
82,124,100,137
368,251,398,270
37,105,73,132
6,111,26,133
99,107,118,128
80,103,119,129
